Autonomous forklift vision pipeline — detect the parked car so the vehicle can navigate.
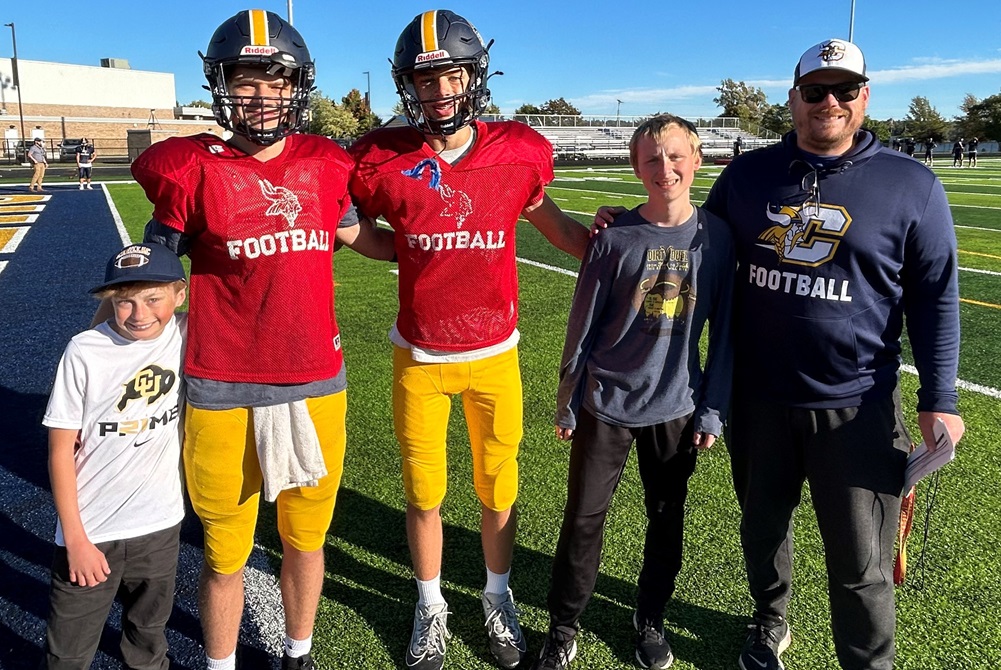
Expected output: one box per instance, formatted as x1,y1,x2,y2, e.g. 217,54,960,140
59,138,85,162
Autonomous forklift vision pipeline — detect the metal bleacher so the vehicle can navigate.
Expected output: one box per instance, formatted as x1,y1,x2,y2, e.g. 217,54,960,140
508,114,779,161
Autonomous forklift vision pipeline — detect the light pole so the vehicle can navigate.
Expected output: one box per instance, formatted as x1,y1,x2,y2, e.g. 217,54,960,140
287,0,294,25
848,0,856,41
362,71,371,113
616,99,622,127
4,22,27,160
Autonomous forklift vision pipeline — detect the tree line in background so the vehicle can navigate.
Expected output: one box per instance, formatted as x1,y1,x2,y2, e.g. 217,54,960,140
714,79,1001,143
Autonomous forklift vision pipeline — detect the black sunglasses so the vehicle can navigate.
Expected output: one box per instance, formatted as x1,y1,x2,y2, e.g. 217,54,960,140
796,82,864,104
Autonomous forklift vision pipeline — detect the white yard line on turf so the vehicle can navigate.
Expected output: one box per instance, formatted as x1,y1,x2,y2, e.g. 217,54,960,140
101,183,132,245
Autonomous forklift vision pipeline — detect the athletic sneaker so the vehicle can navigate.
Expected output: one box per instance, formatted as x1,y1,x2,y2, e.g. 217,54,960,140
633,612,674,669
282,652,316,670
79,184,84,190
406,602,451,670
530,631,577,670
482,589,527,668
738,618,791,670
86,184,93,190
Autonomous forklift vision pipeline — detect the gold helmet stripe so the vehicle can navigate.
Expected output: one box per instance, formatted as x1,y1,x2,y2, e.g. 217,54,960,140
249,9,270,46
421,10,439,52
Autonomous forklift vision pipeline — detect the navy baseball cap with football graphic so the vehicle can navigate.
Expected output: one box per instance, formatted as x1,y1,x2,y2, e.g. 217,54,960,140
90,243,186,293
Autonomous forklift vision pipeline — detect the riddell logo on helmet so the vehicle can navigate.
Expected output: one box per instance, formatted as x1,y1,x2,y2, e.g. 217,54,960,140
240,45,279,56
416,49,450,63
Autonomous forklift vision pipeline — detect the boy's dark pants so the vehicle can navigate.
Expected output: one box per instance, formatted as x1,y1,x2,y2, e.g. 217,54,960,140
727,393,909,670
547,409,697,640
42,523,180,670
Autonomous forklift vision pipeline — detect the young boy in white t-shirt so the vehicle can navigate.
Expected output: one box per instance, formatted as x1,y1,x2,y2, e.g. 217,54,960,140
41,242,187,669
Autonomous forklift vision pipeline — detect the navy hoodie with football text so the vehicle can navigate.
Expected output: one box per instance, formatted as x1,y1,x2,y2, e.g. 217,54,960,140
704,129,959,413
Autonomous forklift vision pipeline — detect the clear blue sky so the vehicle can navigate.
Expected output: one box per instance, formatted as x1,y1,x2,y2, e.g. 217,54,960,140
4,1,1000,123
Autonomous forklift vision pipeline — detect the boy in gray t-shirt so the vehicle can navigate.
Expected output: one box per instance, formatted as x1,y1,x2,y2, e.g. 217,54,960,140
531,115,734,670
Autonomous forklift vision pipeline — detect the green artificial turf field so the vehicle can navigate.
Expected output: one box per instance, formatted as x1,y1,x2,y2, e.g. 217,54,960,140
107,156,1001,669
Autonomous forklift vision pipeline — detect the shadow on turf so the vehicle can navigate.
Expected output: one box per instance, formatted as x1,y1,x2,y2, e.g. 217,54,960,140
294,488,746,669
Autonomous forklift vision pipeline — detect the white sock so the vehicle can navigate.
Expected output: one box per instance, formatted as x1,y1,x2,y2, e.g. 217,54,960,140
206,652,236,670
485,567,510,596
416,574,445,606
285,635,312,658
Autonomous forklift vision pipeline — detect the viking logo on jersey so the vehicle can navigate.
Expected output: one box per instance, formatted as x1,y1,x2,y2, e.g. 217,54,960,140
260,178,302,227
758,203,851,267
116,364,177,411
402,158,475,228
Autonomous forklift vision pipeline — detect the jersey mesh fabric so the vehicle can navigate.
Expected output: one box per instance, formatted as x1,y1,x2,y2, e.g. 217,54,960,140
132,134,353,384
350,120,553,351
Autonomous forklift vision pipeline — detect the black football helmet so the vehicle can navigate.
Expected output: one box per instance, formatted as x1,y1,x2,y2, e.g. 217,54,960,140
392,10,493,136
201,9,315,145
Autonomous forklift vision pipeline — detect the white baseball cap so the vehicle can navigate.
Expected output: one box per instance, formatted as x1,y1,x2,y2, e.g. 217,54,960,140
794,39,868,85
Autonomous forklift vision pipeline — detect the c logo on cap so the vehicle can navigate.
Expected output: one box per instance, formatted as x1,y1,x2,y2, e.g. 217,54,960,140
819,41,846,63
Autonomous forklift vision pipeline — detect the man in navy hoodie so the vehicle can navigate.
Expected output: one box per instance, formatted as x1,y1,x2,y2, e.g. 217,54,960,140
704,39,964,670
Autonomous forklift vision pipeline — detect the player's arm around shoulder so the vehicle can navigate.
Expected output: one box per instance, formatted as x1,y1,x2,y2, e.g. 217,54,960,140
335,214,396,261
48,427,111,586
523,194,589,260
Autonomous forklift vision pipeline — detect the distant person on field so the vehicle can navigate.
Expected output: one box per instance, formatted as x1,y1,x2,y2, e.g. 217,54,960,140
952,138,964,167
76,138,96,189
533,114,734,670
904,137,916,157
28,137,48,191
967,136,979,167
42,242,187,670
733,135,743,157
923,137,936,165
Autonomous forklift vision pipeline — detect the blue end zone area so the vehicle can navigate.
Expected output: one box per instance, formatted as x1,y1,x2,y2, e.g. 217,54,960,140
0,186,281,669
0,185,131,666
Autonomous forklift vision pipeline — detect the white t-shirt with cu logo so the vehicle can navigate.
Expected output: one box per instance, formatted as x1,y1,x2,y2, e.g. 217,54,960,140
43,314,187,545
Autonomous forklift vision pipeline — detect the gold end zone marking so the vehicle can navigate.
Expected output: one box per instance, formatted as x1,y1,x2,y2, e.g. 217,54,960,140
0,205,45,214
0,226,30,253
0,214,39,224
0,194,51,204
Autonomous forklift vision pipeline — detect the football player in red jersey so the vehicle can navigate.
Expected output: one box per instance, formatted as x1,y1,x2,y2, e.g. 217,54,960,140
123,10,392,670
349,10,588,670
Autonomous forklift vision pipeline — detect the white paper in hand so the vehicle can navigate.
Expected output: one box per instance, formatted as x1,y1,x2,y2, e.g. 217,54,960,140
902,417,956,493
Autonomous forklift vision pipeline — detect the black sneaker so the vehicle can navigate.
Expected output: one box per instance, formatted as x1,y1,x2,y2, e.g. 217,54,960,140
482,589,527,668
738,618,791,670
282,652,316,670
530,631,577,670
406,602,451,670
633,612,674,669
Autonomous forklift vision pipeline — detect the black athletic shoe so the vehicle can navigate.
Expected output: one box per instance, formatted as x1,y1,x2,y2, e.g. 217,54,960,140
530,631,577,670
406,602,451,670
482,589,527,668
737,618,791,670
282,652,317,670
633,612,674,669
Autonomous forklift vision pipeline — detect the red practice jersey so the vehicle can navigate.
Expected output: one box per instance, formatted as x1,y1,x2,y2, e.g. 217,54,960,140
350,120,554,351
132,133,353,384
